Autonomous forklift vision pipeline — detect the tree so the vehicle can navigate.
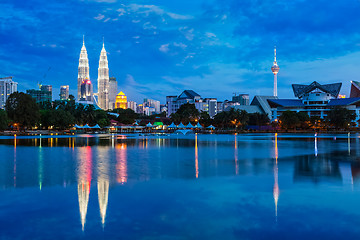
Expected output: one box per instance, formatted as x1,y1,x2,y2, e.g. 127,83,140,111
248,113,270,126
279,110,299,130
0,109,9,130
5,92,40,129
327,107,356,129
114,108,139,124
173,103,200,123
213,108,249,129
199,111,212,126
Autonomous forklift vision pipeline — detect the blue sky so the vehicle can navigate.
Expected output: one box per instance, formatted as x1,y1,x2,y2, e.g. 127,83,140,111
1,0,360,103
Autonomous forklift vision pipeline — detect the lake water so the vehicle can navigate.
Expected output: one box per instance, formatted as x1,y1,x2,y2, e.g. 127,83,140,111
0,133,360,239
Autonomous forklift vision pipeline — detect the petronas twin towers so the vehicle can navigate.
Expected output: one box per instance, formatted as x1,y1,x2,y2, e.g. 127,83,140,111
77,37,110,110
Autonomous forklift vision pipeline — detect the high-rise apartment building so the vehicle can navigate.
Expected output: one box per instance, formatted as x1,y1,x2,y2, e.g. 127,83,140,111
143,98,160,114
0,77,18,109
127,101,137,112
60,85,69,100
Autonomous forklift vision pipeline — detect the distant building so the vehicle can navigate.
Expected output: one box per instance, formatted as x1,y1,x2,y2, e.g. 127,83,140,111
143,98,160,114
166,96,177,116
27,84,52,104
136,104,144,114
60,85,69,100
232,94,249,105
108,77,117,110
204,98,217,118
78,38,91,101
79,79,92,102
166,90,218,118
97,42,110,110
350,81,360,98
267,81,360,121
115,91,127,109
0,77,18,109
224,95,277,117
217,101,223,113
127,101,137,112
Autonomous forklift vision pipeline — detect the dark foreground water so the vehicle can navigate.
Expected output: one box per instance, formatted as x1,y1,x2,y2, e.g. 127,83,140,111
0,133,360,239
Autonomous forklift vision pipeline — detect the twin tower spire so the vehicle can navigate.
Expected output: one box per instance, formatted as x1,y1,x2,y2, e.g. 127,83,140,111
77,36,109,109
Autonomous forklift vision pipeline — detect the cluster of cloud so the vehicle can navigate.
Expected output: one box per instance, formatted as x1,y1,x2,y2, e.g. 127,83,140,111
1,0,360,102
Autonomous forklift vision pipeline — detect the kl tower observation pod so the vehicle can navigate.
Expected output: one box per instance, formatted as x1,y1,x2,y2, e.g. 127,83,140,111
271,46,280,97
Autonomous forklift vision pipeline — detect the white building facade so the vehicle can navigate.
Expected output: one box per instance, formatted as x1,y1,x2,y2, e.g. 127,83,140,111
0,77,18,109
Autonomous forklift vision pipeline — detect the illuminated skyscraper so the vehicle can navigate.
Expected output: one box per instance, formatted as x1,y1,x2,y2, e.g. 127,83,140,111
78,37,91,101
115,91,127,109
80,79,93,102
97,41,109,110
59,85,69,100
271,46,280,97
108,77,117,110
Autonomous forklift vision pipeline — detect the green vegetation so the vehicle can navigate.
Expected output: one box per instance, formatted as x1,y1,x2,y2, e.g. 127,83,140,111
170,103,200,124
1,93,358,132
327,107,356,129
5,92,40,129
0,109,9,130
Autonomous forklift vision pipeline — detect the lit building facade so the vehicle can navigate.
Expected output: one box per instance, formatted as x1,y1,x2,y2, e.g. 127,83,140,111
115,91,127,109
108,77,117,110
80,79,93,102
143,98,160,114
166,90,218,118
268,81,360,122
78,38,91,101
127,101,137,112
97,42,109,110
232,94,249,105
60,85,69,100
0,77,18,109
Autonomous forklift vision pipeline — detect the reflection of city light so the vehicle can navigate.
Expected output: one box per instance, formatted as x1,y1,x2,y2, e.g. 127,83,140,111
348,132,351,155
273,133,279,221
195,134,199,179
13,138,16,188
116,143,128,184
315,136,318,157
275,133,278,163
235,134,238,175
77,146,93,231
38,147,44,190
97,148,109,227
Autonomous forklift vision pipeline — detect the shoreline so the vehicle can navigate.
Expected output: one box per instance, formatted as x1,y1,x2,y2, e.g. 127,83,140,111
0,129,358,136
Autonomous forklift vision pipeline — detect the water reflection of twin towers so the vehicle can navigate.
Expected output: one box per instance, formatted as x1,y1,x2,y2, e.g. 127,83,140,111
77,135,279,230
77,144,127,231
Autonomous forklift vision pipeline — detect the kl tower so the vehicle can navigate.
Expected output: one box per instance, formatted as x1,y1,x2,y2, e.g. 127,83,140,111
271,46,280,97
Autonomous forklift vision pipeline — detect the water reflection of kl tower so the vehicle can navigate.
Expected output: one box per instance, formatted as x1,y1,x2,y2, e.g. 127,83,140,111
77,146,93,231
273,133,279,222
97,148,110,228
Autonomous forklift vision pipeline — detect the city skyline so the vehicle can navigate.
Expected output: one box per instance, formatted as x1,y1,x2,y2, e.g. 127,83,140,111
2,0,360,103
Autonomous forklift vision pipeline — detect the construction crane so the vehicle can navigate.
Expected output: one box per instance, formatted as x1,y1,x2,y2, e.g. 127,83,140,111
38,67,51,89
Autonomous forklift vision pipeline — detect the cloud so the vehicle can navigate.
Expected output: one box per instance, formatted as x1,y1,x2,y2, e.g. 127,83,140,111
94,14,105,20
159,44,170,53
